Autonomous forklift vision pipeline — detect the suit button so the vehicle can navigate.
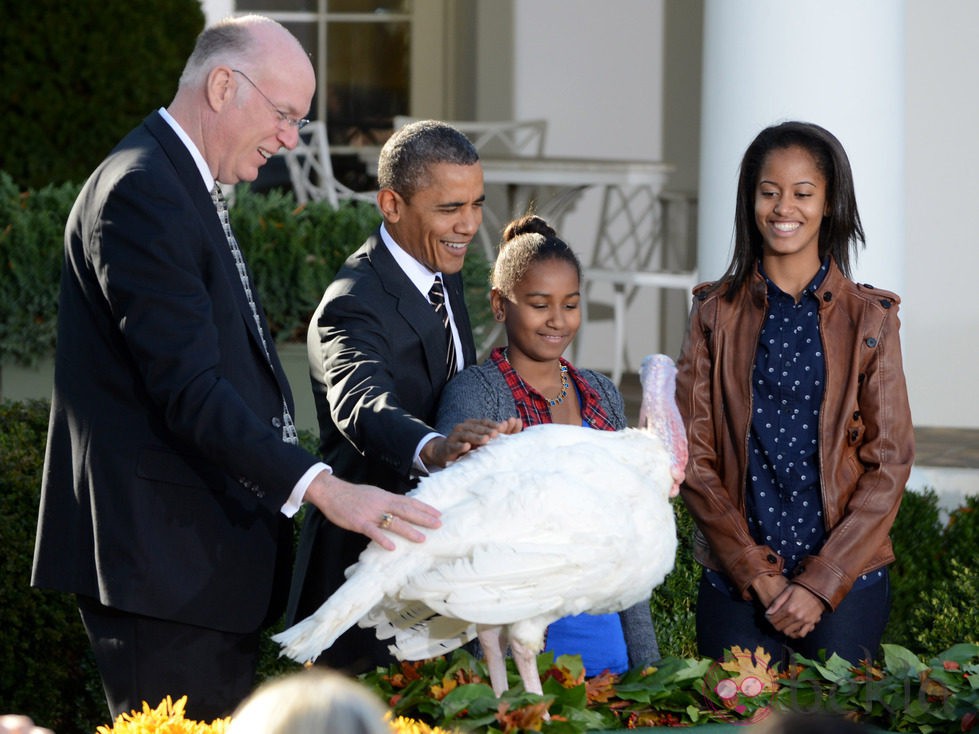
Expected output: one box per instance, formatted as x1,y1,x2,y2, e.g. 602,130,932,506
865,337,878,348
271,417,282,429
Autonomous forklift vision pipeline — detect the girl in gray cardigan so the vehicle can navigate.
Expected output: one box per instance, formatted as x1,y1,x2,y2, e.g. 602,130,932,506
435,214,660,673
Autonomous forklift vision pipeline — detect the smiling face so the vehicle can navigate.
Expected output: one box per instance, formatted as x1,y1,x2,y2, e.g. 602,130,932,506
380,162,484,274
494,258,581,363
209,25,315,184
754,145,828,264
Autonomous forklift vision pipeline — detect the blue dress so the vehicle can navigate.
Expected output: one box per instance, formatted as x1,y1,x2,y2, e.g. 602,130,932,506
542,410,630,675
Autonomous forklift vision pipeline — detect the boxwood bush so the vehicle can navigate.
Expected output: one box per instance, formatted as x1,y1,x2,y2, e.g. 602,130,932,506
0,399,108,733
0,173,82,368
0,176,492,377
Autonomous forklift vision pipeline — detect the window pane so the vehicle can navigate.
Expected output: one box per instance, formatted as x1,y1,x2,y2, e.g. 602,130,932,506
326,21,409,146
329,0,411,12
237,0,311,11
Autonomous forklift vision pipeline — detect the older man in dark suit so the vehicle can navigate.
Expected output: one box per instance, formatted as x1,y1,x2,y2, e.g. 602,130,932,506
31,15,441,722
287,121,520,672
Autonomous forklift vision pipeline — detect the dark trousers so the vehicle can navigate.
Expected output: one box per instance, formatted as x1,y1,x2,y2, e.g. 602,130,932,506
78,596,260,722
695,570,890,666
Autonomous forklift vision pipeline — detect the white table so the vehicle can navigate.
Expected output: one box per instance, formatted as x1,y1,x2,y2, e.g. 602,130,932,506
477,156,671,239
480,155,673,187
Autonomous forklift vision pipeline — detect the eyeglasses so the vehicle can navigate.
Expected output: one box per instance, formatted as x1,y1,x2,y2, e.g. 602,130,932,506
232,69,310,131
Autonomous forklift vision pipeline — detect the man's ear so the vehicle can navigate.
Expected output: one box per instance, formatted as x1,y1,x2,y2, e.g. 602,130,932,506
206,66,235,113
377,188,402,223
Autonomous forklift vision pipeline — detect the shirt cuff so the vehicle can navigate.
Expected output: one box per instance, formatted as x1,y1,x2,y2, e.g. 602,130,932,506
414,432,443,475
281,461,331,518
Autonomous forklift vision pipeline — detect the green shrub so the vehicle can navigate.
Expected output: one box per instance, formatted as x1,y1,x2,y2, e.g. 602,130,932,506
0,178,492,374
884,487,946,650
0,399,107,734
0,0,204,190
943,494,979,561
0,172,82,368
910,558,979,651
904,496,979,651
229,186,383,343
652,499,698,659
885,490,979,653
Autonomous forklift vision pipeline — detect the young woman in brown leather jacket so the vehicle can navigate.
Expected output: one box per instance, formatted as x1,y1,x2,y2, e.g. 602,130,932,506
675,121,914,665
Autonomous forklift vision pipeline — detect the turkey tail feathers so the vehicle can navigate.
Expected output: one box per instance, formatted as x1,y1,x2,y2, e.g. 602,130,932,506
271,571,386,663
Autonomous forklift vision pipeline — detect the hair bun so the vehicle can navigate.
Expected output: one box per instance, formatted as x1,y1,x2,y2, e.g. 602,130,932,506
501,214,556,243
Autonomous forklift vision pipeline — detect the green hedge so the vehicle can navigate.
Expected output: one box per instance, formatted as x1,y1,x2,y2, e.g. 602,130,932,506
0,174,492,374
3,396,977,731
0,400,107,733
228,186,383,343
0,174,82,367
0,0,204,190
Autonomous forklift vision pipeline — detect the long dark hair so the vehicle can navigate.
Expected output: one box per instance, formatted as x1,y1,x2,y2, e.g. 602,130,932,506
719,121,865,299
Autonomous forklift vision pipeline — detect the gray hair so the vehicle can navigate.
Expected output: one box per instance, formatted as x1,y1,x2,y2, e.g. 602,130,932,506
228,669,391,734
377,120,479,201
178,15,276,88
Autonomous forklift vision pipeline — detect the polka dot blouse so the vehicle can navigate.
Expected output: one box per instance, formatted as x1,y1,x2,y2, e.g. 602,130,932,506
745,260,829,573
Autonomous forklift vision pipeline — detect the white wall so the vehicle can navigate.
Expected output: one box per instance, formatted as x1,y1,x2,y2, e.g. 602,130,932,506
502,0,674,367
902,0,979,428
509,0,663,161
200,0,231,24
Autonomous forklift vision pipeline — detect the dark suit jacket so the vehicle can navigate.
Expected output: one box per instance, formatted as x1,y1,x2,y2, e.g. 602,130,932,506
287,231,475,659
31,111,316,635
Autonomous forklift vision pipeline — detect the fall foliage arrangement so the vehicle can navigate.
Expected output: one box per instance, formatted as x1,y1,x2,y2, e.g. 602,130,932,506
95,644,978,734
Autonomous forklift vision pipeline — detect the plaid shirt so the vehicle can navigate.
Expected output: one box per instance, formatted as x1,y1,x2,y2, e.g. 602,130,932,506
489,347,617,431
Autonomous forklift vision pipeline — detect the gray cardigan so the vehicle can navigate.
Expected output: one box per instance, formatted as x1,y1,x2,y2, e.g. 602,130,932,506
435,358,661,668
436,359,627,433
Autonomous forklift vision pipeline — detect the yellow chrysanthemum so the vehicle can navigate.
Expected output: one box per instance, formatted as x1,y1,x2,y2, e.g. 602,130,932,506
386,712,460,734
96,695,230,734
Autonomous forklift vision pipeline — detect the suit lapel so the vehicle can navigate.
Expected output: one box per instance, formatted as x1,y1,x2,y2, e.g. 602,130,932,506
144,113,292,407
366,235,455,386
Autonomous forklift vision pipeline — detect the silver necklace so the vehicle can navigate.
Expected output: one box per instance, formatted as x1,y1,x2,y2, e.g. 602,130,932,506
503,348,569,406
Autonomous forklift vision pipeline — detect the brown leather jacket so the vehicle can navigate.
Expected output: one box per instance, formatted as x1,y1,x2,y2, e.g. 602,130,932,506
675,261,914,610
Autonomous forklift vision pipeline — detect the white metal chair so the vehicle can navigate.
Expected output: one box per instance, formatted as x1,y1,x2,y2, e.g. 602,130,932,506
277,121,377,208
577,189,699,385
393,116,547,159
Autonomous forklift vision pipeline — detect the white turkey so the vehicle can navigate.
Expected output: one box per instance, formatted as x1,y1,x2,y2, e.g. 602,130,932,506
273,353,686,697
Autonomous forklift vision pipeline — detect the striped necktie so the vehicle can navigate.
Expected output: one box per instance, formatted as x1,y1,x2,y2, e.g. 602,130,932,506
211,184,298,445
428,275,458,377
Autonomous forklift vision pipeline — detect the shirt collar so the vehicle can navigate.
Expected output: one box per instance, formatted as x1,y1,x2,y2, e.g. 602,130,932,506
380,223,441,298
157,107,214,191
759,256,831,300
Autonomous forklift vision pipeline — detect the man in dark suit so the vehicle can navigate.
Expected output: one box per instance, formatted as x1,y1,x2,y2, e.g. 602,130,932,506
30,16,440,722
287,121,519,672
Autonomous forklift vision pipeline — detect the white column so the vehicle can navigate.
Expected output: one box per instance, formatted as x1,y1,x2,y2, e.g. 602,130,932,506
199,0,234,25
698,0,905,292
